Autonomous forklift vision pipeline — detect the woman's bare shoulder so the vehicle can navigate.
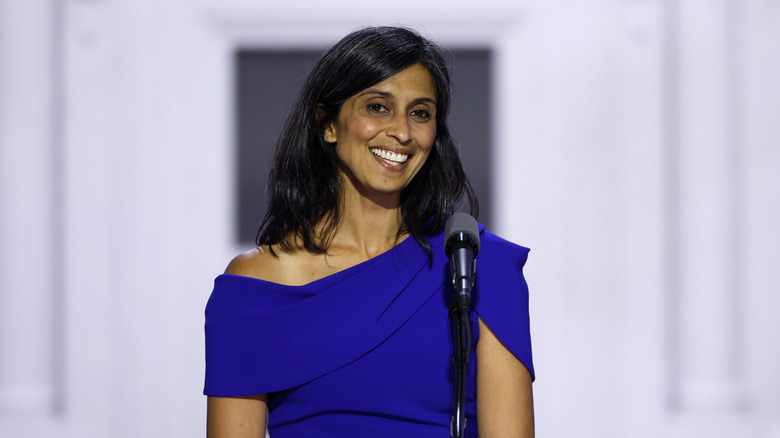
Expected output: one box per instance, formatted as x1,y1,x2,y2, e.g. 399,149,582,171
224,246,279,279
224,245,312,285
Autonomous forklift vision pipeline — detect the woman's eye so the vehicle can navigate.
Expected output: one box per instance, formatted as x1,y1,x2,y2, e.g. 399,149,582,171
410,109,432,121
367,103,387,113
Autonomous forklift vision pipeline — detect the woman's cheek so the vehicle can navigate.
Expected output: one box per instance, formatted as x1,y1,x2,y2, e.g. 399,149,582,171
351,117,382,138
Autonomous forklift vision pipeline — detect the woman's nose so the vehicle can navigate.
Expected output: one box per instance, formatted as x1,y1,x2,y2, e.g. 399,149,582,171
386,113,412,145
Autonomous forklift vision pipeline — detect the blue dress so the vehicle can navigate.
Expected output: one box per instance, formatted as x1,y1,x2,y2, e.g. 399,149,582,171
204,226,534,437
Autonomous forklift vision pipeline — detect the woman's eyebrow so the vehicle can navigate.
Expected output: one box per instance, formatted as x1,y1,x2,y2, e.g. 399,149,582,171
412,97,437,106
357,89,392,98
357,89,436,105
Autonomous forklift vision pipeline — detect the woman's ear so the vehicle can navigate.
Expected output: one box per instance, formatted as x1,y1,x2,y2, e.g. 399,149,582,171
315,104,337,143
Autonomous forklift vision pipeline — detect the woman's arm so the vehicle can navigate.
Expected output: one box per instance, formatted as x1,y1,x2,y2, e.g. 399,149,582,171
207,394,268,438
207,250,272,437
476,317,534,438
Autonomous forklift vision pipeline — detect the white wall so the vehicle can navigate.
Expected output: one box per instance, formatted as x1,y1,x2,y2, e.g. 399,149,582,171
1,0,778,436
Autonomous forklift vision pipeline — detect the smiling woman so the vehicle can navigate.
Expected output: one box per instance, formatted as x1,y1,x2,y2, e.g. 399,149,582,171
204,26,535,438
323,63,438,204
249,27,475,258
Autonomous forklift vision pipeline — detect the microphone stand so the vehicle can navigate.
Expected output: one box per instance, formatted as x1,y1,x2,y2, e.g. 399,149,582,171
449,254,475,438
449,295,471,438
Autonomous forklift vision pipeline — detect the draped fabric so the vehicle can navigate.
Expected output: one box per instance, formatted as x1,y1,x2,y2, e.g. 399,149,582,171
204,226,533,437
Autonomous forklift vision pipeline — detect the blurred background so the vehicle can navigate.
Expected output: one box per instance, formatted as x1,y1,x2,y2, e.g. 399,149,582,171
1,1,778,437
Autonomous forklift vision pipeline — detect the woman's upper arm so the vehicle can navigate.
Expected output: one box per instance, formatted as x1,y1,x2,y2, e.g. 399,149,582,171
476,316,534,438
207,249,271,437
207,394,268,438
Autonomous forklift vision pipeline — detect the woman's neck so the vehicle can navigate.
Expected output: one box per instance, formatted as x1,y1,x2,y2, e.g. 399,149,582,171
326,187,406,259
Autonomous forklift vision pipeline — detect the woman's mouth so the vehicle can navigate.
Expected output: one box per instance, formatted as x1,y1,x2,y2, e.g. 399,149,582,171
370,148,409,166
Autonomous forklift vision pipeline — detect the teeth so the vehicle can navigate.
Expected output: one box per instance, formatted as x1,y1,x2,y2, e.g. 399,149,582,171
370,148,409,164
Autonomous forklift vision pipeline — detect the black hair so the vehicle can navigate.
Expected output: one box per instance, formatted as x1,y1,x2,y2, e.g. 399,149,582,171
256,26,478,258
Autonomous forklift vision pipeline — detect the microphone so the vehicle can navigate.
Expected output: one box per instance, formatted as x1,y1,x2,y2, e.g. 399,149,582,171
445,213,480,312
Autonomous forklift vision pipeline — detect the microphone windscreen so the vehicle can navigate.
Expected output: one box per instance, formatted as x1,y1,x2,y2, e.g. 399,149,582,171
444,213,481,253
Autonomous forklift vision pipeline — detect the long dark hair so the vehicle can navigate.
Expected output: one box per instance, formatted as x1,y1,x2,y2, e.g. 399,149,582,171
256,26,478,257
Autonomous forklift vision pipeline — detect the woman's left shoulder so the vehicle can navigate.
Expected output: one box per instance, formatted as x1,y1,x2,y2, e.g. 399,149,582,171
479,228,530,258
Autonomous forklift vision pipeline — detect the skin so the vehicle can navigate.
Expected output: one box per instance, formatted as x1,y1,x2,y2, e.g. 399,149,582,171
476,318,535,437
207,63,534,437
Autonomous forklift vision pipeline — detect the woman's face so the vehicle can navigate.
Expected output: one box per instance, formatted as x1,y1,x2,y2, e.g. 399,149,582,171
324,63,437,203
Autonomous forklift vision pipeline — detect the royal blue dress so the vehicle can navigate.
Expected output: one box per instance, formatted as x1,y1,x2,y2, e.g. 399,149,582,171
204,226,534,437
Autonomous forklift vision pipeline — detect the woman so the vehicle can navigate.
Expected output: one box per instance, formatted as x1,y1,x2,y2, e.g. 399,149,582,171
205,26,534,437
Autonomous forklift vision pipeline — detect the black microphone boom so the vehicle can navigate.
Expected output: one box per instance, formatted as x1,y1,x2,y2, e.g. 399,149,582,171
445,213,480,312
